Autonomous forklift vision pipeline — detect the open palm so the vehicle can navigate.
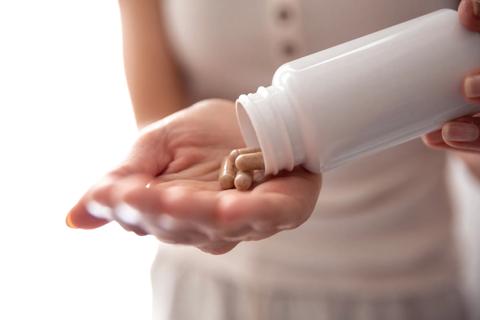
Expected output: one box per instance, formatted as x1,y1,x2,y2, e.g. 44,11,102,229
67,99,321,254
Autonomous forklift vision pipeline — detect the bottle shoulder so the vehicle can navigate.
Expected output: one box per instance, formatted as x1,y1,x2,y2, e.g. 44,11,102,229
272,8,461,87
272,63,302,88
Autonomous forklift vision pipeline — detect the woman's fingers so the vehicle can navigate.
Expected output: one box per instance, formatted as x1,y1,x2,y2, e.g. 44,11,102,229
118,183,219,224
459,0,480,32
422,129,451,150
425,6,480,154
110,178,243,247
114,182,276,244
65,126,172,229
110,179,217,243
66,150,168,230
464,73,480,103
218,193,305,234
423,116,480,152
66,169,131,229
112,168,320,243
77,161,320,250
217,168,320,233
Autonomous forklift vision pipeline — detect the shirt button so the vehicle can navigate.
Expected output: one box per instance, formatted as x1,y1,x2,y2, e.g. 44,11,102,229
281,42,296,58
277,6,293,22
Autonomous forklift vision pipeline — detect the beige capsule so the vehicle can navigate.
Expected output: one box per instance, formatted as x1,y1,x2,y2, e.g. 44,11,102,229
235,152,265,172
234,170,253,191
218,156,236,190
252,170,266,184
229,147,261,161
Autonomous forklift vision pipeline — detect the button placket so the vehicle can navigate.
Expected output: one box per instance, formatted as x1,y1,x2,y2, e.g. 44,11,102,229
267,0,307,65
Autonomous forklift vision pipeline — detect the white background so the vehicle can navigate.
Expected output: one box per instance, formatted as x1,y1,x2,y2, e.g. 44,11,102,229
0,1,479,320
0,1,158,319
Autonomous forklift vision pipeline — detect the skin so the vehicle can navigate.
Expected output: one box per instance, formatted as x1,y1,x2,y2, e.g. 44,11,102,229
67,0,479,254
67,99,321,254
422,0,480,179
118,0,187,127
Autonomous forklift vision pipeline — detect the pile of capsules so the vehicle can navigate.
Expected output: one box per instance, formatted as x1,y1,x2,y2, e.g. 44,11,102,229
218,148,266,191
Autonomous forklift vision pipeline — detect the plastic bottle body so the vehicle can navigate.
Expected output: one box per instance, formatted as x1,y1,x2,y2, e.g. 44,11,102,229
236,9,480,175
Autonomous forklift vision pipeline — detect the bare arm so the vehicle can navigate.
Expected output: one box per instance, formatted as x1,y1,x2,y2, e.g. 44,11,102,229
118,0,187,128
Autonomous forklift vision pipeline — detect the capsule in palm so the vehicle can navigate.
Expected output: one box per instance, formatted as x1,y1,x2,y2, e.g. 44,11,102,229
218,156,235,189
234,170,253,191
235,152,265,171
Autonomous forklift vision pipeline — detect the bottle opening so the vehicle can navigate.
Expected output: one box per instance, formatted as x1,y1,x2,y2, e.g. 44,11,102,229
236,100,260,149
236,95,278,174
236,88,298,175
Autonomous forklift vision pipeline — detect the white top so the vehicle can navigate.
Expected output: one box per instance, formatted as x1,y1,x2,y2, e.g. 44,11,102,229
156,0,460,297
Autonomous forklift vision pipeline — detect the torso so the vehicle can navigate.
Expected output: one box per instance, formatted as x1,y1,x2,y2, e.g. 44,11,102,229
157,0,459,295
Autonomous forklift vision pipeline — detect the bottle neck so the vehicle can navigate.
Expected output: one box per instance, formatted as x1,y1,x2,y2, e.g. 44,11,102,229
236,85,306,175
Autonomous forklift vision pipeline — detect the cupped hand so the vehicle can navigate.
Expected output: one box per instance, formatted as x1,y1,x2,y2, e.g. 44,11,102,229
66,99,321,254
423,0,480,178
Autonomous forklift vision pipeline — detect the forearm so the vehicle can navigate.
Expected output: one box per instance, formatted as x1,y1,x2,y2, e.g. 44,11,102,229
118,0,187,129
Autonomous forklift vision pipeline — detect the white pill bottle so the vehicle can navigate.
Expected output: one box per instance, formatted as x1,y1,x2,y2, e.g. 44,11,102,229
236,9,480,175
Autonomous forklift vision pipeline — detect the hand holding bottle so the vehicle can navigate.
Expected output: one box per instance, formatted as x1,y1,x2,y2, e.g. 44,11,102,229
423,0,480,178
65,99,321,254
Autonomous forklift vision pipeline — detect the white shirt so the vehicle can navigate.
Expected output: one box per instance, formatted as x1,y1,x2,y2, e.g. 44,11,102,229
156,0,460,297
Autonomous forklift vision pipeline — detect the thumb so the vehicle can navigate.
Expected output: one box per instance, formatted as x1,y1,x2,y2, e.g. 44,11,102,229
459,0,480,32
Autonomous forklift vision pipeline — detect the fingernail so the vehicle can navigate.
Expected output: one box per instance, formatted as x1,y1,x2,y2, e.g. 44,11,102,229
66,213,77,229
86,200,113,221
465,75,480,98
443,122,479,142
473,0,480,17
